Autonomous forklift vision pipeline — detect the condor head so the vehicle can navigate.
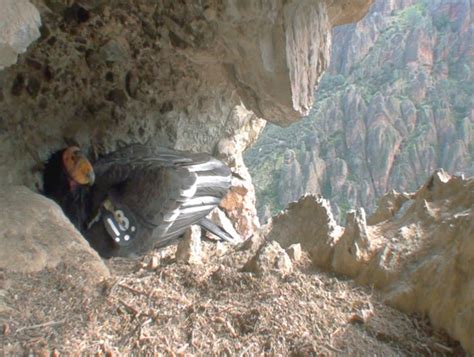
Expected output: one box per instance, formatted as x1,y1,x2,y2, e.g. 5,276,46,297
61,146,95,191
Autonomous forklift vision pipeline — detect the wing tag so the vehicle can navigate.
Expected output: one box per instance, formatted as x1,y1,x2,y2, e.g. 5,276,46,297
101,199,138,246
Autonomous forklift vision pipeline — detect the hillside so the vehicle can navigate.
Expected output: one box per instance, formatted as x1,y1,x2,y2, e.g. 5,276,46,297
245,0,474,221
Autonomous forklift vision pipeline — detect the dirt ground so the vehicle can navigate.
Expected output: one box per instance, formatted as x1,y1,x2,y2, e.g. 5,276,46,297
0,240,467,356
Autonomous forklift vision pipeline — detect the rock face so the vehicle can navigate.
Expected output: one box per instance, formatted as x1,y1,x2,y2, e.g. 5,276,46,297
0,185,109,281
246,0,474,221
278,149,304,206
267,171,474,352
0,0,41,70
216,107,265,239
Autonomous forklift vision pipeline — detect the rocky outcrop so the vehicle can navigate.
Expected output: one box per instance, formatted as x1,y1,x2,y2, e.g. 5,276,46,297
0,186,109,281
278,149,304,206
216,105,265,239
268,195,343,268
246,0,473,222
326,0,375,27
0,0,41,70
266,171,474,352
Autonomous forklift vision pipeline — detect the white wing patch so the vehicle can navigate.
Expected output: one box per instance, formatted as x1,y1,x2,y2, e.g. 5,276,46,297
187,159,224,172
181,196,222,207
195,175,231,187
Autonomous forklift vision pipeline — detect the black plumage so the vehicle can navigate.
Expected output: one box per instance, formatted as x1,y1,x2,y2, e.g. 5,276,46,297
43,148,92,231
43,144,233,258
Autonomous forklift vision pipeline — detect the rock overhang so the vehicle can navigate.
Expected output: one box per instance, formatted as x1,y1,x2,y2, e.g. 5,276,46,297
0,0,373,189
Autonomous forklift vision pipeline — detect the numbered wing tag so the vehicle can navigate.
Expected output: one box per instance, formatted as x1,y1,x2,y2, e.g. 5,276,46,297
102,199,138,246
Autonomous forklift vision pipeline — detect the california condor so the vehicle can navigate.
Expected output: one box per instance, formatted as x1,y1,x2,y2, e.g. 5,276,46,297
43,144,236,258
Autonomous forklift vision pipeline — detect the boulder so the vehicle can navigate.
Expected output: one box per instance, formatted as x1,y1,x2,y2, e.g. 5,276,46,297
0,186,109,282
237,227,267,253
0,0,41,70
332,208,375,278
243,240,293,276
275,250,293,276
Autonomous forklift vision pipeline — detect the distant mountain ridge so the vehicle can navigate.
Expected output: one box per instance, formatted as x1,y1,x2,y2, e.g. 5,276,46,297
245,0,474,222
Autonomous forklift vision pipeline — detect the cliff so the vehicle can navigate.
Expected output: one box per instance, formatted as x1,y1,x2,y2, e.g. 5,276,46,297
246,0,474,221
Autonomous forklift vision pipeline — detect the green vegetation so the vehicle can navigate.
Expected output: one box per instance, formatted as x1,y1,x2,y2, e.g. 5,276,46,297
433,14,452,31
396,2,428,27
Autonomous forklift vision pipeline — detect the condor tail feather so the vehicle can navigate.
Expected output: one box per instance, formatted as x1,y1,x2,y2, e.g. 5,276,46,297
199,217,238,244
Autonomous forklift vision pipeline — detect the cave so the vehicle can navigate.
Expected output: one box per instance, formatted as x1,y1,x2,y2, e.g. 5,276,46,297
0,0,372,239
2,0,473,354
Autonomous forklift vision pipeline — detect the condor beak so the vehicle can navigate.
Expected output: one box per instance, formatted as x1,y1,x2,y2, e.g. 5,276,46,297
72,153,95,185
63,147,95,186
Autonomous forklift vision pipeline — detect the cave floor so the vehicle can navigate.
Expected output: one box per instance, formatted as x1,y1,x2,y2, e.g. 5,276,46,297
1,242,466,356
